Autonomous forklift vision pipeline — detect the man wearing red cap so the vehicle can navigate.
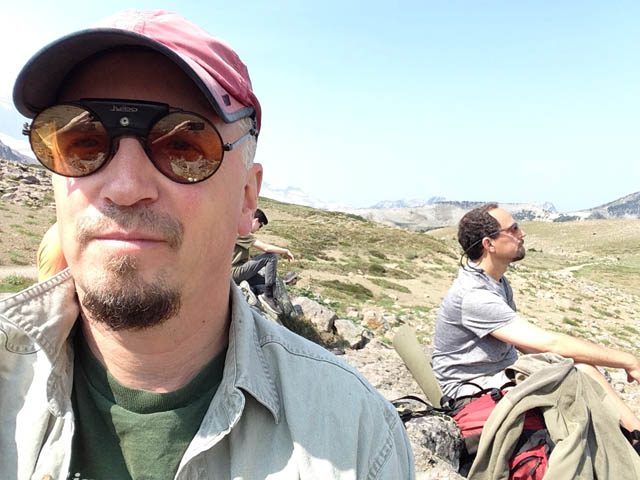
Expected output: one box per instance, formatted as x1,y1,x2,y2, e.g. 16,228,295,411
1,10,414,479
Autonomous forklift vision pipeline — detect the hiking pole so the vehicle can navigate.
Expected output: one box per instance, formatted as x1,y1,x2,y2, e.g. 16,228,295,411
393,325,443,407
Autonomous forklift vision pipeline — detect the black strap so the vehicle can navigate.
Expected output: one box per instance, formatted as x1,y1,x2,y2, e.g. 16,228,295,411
392,379,517,422
441,380,516,415
390,395,451,422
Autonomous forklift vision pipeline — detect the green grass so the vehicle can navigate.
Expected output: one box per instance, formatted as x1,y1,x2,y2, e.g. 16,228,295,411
318,280,374,301
404,251,419,260
0,275,35,292
368,278,411,294
562,317,580,327
368,263,386,276
8,251,30,265
1,170,640,352
592,306,611,318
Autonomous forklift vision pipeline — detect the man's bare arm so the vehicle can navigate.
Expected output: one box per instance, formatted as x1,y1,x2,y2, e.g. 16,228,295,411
491,317,640,383
252,239,295,260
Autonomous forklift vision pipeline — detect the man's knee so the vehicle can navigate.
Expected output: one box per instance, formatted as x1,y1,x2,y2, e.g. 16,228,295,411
575,363,602,377
263,253,278,264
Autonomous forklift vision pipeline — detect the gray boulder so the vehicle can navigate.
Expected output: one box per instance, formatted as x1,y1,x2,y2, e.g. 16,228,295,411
292,296,337,332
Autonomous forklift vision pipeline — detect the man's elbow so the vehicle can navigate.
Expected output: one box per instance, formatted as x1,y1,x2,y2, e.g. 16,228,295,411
521,333,565,356
515,330,563,355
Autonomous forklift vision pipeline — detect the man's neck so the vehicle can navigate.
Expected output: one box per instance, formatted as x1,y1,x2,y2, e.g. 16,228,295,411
476,256,509,282
79,287,231,393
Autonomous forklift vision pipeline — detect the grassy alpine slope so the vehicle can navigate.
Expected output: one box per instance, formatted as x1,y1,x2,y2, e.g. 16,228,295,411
1,191,639,359
260,198,640,357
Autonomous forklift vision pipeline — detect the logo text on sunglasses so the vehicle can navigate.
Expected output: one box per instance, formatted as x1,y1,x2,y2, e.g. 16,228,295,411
111,105,138,112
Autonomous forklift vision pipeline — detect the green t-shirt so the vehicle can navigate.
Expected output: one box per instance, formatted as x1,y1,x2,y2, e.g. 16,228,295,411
69,331,226,480
231,234,256,268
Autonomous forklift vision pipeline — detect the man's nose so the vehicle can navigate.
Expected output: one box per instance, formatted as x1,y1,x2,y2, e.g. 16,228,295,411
98,137,160,207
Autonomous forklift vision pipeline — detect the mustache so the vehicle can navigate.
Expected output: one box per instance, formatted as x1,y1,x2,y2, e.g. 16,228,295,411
76,204,184,250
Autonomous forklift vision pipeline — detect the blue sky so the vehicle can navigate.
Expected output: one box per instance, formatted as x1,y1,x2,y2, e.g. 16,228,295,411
1,1,638,211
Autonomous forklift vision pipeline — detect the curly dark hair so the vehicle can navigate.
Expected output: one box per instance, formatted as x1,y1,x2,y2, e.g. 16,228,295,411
457,203,500,261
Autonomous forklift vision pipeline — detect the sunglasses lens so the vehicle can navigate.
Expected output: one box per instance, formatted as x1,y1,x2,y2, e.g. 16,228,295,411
147,112,224,183
30,105,109,177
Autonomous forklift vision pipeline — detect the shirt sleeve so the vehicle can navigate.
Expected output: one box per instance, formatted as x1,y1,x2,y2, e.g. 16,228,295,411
461,289,517,338
235,234,256,249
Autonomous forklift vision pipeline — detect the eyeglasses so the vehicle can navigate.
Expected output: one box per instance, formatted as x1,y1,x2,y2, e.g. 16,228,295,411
23,99,257,184
497,222,521,236
462,221,522,252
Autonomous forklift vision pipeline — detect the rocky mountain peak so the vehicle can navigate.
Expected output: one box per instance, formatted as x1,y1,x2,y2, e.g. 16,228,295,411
0,138,34,165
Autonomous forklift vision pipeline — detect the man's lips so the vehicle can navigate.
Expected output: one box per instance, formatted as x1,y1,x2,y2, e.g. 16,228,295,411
89,231,167,246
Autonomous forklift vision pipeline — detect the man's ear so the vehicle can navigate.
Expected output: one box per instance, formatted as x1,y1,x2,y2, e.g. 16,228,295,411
237,163,263,235
482,237,495,253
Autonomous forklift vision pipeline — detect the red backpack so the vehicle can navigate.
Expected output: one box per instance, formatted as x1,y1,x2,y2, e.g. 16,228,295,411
450,387,553,479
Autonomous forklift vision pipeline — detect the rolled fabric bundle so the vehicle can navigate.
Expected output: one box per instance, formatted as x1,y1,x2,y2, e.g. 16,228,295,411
393,325,443,407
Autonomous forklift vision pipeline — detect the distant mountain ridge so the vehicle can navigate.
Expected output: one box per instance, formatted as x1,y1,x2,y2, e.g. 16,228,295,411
370,197,446,209
345,200,559,231
558,191,640,221
346,194,640,230
0,137,36,165
0,149,637,229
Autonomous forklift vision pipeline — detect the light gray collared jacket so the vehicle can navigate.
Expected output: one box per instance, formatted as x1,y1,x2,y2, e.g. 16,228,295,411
0,272,414,480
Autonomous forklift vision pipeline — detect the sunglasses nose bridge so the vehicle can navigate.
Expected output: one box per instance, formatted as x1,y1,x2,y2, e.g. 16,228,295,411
106,136,161,180
109,122,150,142
110,134,153,164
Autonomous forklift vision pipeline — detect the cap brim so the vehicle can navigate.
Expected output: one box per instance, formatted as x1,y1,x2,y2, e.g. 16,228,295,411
13,28,255,123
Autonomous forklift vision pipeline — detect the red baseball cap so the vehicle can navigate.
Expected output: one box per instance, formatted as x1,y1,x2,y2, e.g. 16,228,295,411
13,10,262,131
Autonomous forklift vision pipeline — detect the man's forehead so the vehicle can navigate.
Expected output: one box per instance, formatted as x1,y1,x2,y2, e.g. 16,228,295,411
488,207,514,227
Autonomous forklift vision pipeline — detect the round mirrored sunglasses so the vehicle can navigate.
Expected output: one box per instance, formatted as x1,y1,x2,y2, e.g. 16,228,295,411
23,99,257,184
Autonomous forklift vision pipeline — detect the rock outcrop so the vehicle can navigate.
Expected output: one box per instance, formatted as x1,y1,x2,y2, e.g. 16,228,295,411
0,159,53,209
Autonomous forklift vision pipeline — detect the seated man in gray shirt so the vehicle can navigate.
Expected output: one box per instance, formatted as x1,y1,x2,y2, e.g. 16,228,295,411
432,203,640,435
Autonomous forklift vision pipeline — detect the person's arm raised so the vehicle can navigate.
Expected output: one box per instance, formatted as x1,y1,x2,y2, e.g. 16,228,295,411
491,317,640,383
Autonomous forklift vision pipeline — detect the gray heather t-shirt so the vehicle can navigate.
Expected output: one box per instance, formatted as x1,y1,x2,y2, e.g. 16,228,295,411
432,265,518,398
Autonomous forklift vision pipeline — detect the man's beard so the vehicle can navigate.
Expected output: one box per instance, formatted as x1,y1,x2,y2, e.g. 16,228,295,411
75,205,183,331
513,245,526,262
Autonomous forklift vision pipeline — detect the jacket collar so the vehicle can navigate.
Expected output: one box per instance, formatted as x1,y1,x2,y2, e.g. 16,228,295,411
225,283,281,422
0,269,78,416
0,274,281,422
